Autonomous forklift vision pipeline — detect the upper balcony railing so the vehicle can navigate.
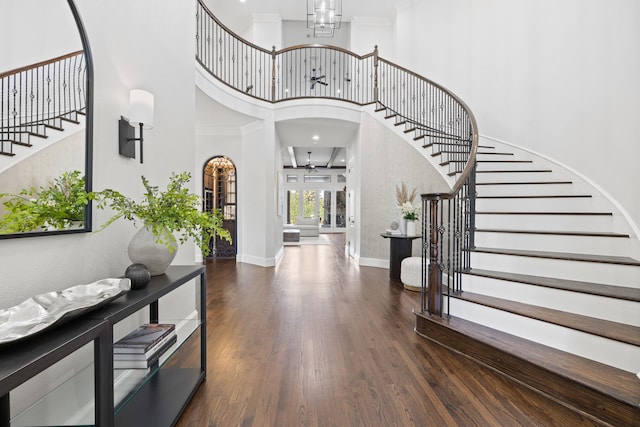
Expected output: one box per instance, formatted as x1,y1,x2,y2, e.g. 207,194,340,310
196,0,478,317
0,51,86,156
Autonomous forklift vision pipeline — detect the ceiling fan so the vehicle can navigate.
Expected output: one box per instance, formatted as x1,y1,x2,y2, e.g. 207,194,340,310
304,151,317,172
309,68,328,90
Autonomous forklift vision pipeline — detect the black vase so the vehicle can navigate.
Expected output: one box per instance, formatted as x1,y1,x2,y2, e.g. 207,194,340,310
125,263,151,290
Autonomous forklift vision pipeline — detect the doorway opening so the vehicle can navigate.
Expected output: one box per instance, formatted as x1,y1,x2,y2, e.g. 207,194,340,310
203,156,237,258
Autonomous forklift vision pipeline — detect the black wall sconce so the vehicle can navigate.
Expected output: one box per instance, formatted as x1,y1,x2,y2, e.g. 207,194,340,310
119,89,154,163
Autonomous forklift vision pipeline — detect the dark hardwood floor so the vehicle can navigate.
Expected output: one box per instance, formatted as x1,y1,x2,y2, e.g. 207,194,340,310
176,234,603,426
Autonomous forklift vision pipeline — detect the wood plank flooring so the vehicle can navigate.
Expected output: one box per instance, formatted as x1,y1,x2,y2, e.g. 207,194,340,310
176,234,604,427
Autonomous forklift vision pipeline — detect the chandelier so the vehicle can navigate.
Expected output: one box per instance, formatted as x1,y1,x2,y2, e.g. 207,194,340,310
305,151,317,172
307,0,342,38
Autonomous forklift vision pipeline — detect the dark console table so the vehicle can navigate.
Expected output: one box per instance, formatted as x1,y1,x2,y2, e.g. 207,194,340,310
380,233,422,282
0,265,205,427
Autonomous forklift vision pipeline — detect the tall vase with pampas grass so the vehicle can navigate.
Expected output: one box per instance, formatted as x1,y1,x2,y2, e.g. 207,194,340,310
396,182,420,235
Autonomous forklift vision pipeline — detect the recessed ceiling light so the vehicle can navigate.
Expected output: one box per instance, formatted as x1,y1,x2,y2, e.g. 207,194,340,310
341,158,345,162
312,135,319,140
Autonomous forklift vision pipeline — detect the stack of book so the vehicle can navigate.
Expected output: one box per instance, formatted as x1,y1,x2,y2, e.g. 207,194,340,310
113,323,176,369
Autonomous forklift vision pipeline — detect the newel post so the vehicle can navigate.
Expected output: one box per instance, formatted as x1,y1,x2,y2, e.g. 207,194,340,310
424,194,443,317
271,45,277,102
373,45,379,103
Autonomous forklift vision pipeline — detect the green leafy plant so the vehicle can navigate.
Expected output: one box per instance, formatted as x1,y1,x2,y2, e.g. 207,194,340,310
0,170,88,233
91,172,231,256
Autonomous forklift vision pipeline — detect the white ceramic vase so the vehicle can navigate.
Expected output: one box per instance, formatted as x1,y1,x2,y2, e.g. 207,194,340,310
406,220,417,236
399,218,406,235
127,224,177,276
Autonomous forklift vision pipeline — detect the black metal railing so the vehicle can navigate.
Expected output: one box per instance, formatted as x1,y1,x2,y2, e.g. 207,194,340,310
0,51,86,156
196,0,478,317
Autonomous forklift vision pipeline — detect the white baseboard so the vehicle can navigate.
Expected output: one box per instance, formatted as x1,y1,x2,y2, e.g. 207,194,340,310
359,257,388,269
236,253,276,267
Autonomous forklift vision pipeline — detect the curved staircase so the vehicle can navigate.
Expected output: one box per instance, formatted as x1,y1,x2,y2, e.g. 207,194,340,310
414,140,640,425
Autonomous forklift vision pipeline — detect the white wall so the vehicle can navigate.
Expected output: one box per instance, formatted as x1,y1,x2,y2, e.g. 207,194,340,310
393,0,640,236
350,17,392,59
282,20,351,50
1,0,81,71
358,112,449,265
250,13,283,50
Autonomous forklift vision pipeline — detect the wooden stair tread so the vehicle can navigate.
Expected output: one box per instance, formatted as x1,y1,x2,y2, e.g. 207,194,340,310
477,181,572,185
414,313,640,424
60,117,80,124
476,194,592,199
469,246,640,266
10,141,32,147
477,160,533,163
453,290,640,347
476,169,552,173
384,113,397,119
475,228,629,238
466,268,640,302
476,152,513,155
44,124,64,131
423,142,473,148
474,211,612,216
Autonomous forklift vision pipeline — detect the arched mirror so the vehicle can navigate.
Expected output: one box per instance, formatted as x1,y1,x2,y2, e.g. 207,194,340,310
0,0,93,238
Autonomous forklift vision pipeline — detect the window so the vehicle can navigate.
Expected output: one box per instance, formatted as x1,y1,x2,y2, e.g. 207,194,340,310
304,175,331,183
287,174,298,183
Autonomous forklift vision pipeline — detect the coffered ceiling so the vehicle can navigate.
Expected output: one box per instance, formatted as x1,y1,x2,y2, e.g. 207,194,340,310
276,118,357,170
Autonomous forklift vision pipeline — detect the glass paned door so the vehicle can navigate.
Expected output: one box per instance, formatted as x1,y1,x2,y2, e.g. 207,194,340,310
303,190,316,218
204,156,236,258
336,190,346,229
320,190,331,229
287,190,299,224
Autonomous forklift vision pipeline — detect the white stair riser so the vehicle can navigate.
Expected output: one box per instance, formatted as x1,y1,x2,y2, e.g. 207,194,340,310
476,161,538,171
475,214,614,232
473,232,630,257
461,274,640,326
475,197,596,211
444,298,640,373
469,252,640,287
476,172,560,183
477,183,575,197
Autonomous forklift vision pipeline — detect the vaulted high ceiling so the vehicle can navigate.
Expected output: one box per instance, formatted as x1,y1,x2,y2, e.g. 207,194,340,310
204,0,397,34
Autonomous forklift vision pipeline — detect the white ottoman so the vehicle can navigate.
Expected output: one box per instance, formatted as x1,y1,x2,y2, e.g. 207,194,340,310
400,257,422,292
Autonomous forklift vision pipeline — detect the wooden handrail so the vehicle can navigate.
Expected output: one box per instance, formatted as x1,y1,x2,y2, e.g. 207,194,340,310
377,56,478,195
275,43,376,60
0,50,83,79
197,1,271,54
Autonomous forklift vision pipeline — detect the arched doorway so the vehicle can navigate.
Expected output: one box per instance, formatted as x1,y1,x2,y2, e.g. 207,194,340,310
203,156,237,258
